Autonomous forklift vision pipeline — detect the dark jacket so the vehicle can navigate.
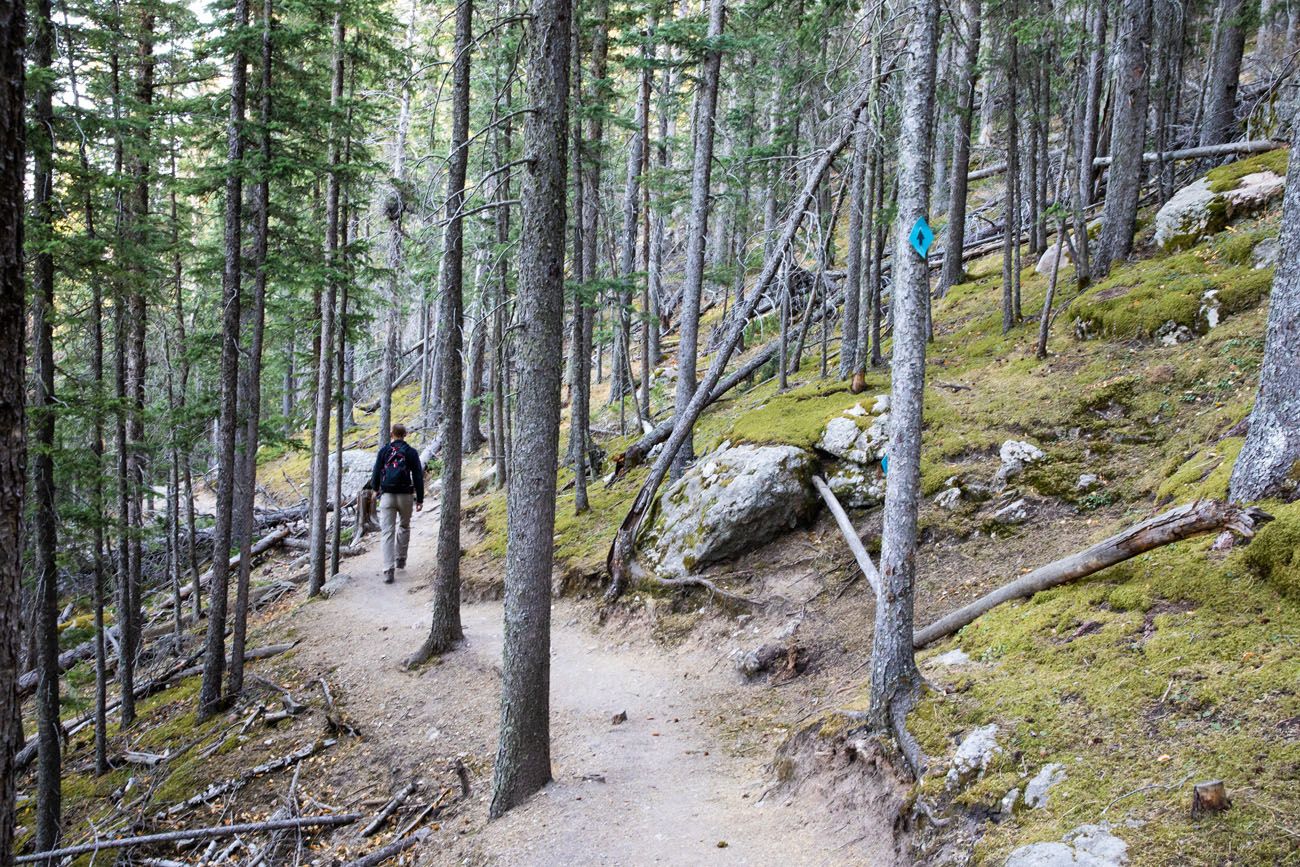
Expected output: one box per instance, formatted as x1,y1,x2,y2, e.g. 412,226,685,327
371,439,425,503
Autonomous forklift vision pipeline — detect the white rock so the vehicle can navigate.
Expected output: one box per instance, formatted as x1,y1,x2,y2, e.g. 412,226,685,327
1000,786,1021,816
933,487,963,510
1222,171,1286,214
1005,824,1129,867
818,416,861,459
1024,762,1067,809
854,412,891,461
319,573,353,599
633,444,817,579
1075,473,1100,492
1253,237,1280,270
1156,320,1195,346
945,724,1001,789
1153,170,1285,253
1000,440,1046,466
1200,289,1221,329
844,403,868,417
1035,243,1074,276
871,394,890,414
993,499,1030,525
827,466,884,509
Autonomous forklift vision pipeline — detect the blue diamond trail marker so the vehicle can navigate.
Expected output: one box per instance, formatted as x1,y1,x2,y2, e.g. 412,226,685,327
909,216,934,258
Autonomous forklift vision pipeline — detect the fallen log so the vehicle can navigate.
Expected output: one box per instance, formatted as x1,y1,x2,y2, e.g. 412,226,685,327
811,475,882,598
342,828,430,867
966,139,1282,181
18,625,121,699
360,781,419,836
913,500,1271,648
179,527,292,601
282,536,364,557
14,813,362,863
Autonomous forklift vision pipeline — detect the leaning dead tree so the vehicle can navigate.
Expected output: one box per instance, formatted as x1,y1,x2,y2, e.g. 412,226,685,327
913,500,1271,648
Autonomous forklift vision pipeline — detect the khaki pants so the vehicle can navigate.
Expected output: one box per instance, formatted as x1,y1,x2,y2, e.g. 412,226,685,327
378,493,413,572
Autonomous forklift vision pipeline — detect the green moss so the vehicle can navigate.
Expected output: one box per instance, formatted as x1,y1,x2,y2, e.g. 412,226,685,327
1205,147,1290,194
908,516,1300,865
1157,438,1245,503
1241,500,1300,599
727,377,885,450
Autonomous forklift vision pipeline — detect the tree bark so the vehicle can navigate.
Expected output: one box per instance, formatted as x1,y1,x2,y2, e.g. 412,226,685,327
0,2,24,855
489,0,569,817
229,0,274,701
1230,117,1300,502
308,12,344,598
200,0,248,720
670,0,725,479
937,0,981,297
31,0,60,847
412,0,472,662
869,0,938,777
1200,0,1246,149
1079,0,1107,207
1096,0,1152,276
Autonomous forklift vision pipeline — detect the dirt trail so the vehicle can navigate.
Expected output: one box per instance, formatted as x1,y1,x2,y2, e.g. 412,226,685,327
292,503,882,866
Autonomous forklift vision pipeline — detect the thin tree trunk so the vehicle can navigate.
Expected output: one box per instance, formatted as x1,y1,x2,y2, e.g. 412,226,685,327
1096,0,1152,276
1079,0,1107,207
870,0,939,778
841,112,869,378
671,0,725,480
1002,33,1019,334
31,0,60,846
200,0,248,720
490,0,570,817
308,13,344,598
229,0,273,701
938,0,981,297
569,15,589,513
412,0,472,662
1230,116,1300,502
0,1,26,855
1200,0,1246,149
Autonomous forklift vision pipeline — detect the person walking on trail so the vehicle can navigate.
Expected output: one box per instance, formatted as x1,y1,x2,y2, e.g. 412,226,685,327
371,423,424,584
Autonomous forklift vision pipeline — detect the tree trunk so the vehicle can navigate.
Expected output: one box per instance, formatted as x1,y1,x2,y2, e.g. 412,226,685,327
1079,0,1107,207
412,0,472,662
308,12,344,599
841,112,869,377
937,0,981,297
380,4,416,446
31,0,60,846
568,22,589,514
200,0,248,720
1096,0,1152,276
0,3,24,853
229,0,274,701
490,0,569,817
609,38,649,409
1002,33,1019,334
1200,0,1246,149
1230,117,1300,502
670,0,725,480
463,295,488,454
869,0,938,777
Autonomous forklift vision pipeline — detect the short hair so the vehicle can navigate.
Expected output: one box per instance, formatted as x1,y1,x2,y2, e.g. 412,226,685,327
391,423,407,439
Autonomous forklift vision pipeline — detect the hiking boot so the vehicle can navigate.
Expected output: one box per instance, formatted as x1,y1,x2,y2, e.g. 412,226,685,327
396,559,406,569
384,568,395,584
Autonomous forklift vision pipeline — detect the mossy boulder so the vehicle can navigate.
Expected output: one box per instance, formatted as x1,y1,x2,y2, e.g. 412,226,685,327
1154,167,1284,252
634,443,817,579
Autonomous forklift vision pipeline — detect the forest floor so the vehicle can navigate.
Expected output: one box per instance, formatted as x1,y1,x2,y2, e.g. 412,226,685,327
291,499,876,865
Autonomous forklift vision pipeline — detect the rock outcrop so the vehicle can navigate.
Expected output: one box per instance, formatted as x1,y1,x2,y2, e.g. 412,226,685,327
634,443,817,579
1153,170,1285,252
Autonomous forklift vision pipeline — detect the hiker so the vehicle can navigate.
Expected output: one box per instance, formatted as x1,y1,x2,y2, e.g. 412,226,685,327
370,423,424,583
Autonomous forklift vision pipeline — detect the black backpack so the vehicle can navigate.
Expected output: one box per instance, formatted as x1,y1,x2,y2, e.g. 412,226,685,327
380,443,410,490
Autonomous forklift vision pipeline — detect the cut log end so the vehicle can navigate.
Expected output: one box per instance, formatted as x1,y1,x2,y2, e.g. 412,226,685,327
1191,780,1230,818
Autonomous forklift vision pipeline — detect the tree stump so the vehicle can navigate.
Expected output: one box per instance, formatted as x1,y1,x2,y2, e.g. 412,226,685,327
1191,780,1230,818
